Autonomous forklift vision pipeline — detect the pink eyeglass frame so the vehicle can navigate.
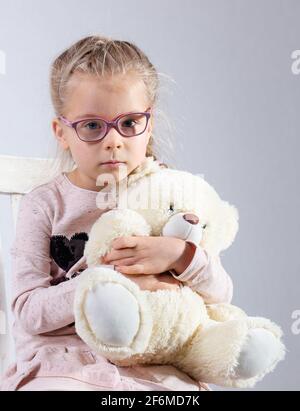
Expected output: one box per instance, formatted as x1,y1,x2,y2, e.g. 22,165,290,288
58,106,152,142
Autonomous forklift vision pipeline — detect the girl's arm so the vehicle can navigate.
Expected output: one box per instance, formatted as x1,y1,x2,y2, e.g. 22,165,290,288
10,194,80,336
170,242,233,304
104,236,233,303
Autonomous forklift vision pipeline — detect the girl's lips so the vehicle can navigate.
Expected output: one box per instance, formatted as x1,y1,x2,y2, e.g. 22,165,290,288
101,161,125,164
100,162,126,168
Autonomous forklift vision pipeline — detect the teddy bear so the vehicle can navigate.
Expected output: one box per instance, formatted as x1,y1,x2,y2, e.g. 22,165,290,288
73,156,286,388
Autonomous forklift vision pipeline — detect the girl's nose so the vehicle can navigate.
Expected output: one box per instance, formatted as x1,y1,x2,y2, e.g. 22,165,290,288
102,128,124,149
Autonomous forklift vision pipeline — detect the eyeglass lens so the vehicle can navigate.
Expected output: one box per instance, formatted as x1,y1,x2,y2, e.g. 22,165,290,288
76,113,148,141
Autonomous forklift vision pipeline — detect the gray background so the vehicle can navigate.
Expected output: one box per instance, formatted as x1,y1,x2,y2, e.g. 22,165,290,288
0,0,299,390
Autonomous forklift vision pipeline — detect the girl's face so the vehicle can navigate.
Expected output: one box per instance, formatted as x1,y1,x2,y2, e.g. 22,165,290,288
52,72,153,191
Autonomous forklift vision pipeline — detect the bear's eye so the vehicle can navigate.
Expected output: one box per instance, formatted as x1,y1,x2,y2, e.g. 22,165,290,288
202,223,207,229
168,204,175,213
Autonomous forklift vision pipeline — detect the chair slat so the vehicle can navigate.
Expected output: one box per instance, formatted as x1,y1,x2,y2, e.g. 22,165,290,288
10,194,23,232
0,154,59,194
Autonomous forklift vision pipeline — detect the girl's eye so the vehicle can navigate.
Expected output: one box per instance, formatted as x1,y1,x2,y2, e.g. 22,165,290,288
121,119,137,128
85,121,101,130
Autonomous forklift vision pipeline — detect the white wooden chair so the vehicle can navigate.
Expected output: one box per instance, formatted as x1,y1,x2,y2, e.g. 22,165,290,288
0,154,65,377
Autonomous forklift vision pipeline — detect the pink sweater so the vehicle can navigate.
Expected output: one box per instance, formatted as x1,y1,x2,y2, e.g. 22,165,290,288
0,171,233,391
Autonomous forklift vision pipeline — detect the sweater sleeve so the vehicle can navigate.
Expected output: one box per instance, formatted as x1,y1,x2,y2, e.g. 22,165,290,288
10,193,81,336
170,242,233,304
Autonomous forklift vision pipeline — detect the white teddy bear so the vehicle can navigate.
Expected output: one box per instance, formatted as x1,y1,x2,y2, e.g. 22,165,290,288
74,157,285,388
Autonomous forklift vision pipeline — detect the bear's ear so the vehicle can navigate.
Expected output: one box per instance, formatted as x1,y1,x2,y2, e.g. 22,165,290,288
199,200,239,256
190,174,239,254
217,201,239,251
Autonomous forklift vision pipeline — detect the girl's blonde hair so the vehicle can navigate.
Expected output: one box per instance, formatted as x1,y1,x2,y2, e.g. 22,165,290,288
48,35,177,177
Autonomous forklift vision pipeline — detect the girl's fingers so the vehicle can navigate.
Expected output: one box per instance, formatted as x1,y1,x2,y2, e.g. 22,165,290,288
103,249,135,263
109,257,137,266
116,264,145,275
112,236,138,250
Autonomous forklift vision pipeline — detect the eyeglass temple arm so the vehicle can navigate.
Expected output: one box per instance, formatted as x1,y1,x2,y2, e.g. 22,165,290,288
59,116,74,127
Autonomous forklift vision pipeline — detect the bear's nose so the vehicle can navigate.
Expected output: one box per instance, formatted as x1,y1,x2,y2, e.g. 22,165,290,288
183,213,199,225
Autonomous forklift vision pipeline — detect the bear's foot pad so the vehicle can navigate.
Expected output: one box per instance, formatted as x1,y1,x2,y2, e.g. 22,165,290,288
233,328,283,379
84,282,140,347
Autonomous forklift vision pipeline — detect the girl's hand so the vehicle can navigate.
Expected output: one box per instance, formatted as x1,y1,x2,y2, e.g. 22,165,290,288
101,236,187,275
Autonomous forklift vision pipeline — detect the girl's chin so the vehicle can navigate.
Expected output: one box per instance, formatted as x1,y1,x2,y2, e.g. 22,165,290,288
96,165,130,182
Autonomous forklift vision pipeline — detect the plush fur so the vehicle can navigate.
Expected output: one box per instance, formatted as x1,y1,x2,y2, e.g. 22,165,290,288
74,156,285,388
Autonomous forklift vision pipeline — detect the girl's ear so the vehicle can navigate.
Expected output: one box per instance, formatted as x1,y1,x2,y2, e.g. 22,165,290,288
52,118,70,150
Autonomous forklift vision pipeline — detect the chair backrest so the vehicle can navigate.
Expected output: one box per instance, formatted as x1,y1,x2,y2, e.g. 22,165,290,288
0,154,62,376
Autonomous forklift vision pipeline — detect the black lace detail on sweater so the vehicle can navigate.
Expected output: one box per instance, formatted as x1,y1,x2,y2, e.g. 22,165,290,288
50,232,89,286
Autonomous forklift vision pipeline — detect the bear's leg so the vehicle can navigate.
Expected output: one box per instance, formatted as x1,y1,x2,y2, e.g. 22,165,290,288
173,317,285,388
74,266,153,361
233,328,284,380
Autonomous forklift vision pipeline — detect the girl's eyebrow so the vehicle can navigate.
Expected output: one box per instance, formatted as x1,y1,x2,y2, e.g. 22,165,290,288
74,113,103,120
74,109,141,120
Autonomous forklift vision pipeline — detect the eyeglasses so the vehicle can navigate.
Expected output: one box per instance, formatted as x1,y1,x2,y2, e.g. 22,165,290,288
58,107,152,142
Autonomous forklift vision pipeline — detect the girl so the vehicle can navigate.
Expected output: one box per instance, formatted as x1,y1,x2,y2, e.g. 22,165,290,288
0,35,233,391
